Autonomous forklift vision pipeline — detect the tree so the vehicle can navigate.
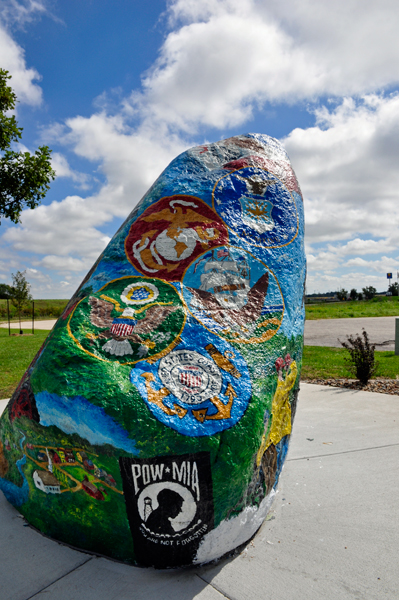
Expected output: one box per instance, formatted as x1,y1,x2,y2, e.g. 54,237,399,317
337,288,348,301
362,286,377,300
357,292,363,301
0,69,55,224
10,270,32,334
0,283,11,299
349,288,358,301
388,282,399,296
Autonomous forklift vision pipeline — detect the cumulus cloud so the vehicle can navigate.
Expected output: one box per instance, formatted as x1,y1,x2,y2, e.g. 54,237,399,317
0,21,42,104
131,0,399,132
51,153,91,189
4,0,399,295
282,93,399,290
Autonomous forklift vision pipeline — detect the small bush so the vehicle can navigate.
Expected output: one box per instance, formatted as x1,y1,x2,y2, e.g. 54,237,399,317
340,329,378,385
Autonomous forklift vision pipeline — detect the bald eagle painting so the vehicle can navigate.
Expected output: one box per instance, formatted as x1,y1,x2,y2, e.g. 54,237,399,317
88,296,178,357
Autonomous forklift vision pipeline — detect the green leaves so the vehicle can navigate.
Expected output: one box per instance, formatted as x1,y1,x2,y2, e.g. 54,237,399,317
0,69,56,224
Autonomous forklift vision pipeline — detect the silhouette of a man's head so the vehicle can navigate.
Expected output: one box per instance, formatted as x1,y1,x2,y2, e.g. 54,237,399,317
157,488,184,519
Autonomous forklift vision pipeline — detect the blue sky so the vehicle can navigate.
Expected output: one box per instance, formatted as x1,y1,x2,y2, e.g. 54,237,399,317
1,0,399,297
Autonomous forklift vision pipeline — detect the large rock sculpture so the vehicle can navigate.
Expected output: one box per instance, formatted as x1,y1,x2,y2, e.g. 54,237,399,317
0,134,305,568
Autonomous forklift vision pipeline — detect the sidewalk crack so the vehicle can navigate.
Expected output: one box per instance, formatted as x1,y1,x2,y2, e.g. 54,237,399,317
195,574,232,599
287,441,399,461
25,556,94,600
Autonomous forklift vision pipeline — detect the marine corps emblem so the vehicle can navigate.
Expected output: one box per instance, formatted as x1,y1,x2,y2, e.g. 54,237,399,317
125,195,228,280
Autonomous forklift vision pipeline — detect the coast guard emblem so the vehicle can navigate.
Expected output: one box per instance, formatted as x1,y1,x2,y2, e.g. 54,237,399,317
130,332,252,436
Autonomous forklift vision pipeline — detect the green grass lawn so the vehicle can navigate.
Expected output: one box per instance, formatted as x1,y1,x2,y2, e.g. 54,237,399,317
0,327,49,398
306,296,399,320
302,345,399,380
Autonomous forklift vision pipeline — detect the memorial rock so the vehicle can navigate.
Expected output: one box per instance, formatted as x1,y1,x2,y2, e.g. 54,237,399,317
0,134,305,568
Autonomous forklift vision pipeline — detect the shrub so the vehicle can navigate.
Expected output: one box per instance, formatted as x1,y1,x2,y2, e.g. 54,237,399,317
337,288,348,301
340,329,378,385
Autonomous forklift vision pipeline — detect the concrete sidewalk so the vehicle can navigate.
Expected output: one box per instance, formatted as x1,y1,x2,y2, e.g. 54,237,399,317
0,383,398,600
0,320,56,331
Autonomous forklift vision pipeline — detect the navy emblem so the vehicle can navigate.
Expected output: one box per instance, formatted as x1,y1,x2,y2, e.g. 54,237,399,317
182,246,284,344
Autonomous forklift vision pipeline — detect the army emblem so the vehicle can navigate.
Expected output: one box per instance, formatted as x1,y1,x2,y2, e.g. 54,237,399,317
130,331,251,436
182,246,284,344
213,166,298,247
125,195,228,281
68,277,185,364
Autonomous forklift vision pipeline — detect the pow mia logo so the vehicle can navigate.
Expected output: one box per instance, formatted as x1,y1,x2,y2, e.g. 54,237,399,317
119,453,213,568
130,325,252,437
158,350,222,405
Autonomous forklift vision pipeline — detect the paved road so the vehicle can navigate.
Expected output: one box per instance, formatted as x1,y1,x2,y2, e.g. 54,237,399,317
304,316,398,350
0,383,398,600
1,317,397,349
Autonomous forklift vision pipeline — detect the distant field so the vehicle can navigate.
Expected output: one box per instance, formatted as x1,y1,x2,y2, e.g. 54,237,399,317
306,296,399,320
0,298,68,323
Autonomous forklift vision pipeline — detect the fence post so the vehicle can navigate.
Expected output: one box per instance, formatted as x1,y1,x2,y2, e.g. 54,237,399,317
395,318,399,355
7,298,10,336
32,300,35,334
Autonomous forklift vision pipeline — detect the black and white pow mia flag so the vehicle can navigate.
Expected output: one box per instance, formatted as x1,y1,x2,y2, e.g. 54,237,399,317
119,452,214,568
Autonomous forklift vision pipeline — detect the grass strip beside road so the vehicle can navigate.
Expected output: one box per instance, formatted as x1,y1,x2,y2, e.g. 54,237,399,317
302,345,399,380
306,296,399,320
0,327,49,398
2,326,399,399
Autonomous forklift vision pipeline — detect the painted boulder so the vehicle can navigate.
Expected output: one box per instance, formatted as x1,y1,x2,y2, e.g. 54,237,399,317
0,134,305,568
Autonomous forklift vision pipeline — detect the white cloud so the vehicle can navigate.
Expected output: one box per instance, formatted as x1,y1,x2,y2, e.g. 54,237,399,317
4,0,399,297
284,94,399,244
130,0,399,132
0,0,48,27
0,21,42,105
327,238,395,256
51,153,91,189
306,270,388,294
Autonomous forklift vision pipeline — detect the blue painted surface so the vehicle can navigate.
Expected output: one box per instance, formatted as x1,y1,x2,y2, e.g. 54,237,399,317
35,392,138,454
0,430,29,507
130,317,252,437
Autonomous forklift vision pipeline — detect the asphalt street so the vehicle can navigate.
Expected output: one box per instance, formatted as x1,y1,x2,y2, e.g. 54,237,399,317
304,316,398,350
2,317,398,350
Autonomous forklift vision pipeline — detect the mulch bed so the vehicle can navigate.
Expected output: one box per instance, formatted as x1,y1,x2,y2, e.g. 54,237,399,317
301,378,399,395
